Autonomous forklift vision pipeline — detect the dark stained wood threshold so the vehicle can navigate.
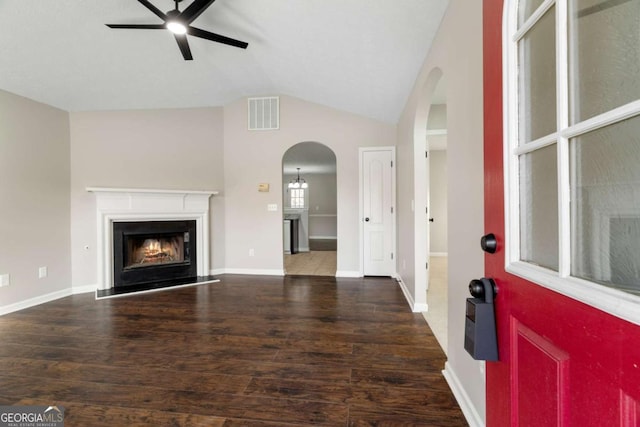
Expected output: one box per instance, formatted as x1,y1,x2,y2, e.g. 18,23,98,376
0,274,467,426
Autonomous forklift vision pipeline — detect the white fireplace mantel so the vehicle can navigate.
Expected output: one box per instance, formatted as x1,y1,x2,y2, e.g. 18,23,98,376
87,187,218,290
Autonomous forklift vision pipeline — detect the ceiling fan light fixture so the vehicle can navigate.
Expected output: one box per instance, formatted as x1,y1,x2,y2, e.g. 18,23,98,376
106,0,248,60
166,21,187,34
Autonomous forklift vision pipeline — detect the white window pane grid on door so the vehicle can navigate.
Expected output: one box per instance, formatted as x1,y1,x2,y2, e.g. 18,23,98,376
517,5,557,144
505,0,640,322
519,0,548,26
519,144,559,271
570,115,640,295
568,0,640,124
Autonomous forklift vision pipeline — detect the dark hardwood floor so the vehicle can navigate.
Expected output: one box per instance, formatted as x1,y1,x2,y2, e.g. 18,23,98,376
0,275,467,426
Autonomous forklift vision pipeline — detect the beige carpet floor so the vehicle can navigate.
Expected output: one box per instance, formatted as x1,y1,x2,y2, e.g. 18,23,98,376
284,251,337,276
423,256,448,355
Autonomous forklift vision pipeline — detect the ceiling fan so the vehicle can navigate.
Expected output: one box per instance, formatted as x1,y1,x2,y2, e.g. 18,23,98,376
106,0,248,61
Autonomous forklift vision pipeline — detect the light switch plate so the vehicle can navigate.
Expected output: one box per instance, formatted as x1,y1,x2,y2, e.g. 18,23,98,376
267,203,278,211
38,266,48,279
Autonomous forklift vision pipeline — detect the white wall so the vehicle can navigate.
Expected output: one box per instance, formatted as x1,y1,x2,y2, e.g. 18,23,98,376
306,173,337,238
396,0,486,424
223,95,395,276
69,107,226,288
428,104,448,129
0,89,71,312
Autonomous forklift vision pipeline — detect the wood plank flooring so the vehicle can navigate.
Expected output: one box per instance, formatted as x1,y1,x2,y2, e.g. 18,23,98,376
0,275,467,426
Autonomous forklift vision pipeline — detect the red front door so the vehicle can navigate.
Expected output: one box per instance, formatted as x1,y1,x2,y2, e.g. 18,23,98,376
483,0,640,425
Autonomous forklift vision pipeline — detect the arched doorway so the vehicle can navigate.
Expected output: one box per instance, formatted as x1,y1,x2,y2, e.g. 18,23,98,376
282,142,337,276
414,67,449,354
424,76,449,354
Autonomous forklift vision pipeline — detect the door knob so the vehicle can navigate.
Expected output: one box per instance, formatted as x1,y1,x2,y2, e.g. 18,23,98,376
365,217,370,222
469,278,497,303
429,218,434,222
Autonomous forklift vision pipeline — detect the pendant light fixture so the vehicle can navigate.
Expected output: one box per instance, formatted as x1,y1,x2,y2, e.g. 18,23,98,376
288,168,308,189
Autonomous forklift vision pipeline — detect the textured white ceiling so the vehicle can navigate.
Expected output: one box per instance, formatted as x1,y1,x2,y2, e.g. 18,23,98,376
0,0,448,123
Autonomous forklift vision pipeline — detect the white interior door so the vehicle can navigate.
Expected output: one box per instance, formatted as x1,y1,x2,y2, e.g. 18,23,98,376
425,140,431,289
361,148,395,276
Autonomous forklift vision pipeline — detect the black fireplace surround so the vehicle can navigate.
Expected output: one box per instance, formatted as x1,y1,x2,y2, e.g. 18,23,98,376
113,220,197,288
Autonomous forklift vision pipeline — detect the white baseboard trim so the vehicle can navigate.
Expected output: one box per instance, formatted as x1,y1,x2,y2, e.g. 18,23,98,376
414,302,428,312
298,246,310,252
0,287,72,316
335,270,361,278
209,268,226,276
73,284,98,295
430,252,448,257
443,361,485,427
222,268,285,276
309,236,337,240
395,274,426,313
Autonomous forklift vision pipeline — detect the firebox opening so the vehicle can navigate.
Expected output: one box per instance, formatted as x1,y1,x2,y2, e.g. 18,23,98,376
113,220,197,288
125,233,188,270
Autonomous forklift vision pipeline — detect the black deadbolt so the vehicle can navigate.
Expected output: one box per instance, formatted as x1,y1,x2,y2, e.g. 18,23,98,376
480,233,497,253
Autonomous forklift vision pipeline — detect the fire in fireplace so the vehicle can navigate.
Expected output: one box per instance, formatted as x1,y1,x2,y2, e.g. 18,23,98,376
113,220,197,288
127,236,184,268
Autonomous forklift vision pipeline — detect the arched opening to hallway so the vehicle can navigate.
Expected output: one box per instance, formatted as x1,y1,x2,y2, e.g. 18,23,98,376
413,67,449,354
282,142,337,276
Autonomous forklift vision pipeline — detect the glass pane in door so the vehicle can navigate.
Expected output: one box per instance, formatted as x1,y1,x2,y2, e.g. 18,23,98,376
570,114,640,294
519,144,559,270
568,0,640,123
518,0,546,26
518,6,557,144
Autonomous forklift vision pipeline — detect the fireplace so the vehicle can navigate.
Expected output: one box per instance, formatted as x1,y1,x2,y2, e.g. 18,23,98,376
113,220,197,287
88,187,217,291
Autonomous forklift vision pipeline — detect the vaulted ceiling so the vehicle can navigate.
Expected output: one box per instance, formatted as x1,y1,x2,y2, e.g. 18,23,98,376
0,0,449,123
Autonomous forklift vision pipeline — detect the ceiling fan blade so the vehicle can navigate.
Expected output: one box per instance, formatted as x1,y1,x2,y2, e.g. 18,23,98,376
187,26,248,49
180,0,217,23
174,34,193,60
136,0,167,20
106,24,166,29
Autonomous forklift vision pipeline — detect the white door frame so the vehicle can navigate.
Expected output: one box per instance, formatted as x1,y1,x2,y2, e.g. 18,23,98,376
412,67,444,312
359,146,396,276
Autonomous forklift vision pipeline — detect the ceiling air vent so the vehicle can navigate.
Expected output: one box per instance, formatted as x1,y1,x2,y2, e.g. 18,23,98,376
248,96,279,130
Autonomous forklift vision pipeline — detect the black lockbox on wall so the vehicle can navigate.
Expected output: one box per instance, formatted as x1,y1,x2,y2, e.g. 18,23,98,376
464,277,499,361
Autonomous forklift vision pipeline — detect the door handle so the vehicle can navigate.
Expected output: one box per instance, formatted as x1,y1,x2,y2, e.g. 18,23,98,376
365,217,370,222
429,218,434,222
469,277,497,303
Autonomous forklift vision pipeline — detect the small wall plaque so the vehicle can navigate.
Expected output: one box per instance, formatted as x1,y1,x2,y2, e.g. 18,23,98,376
258,183,270,192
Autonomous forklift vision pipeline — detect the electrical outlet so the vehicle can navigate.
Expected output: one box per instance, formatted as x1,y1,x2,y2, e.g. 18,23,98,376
0,274,10,287
249,249,255,257
38,266,48,279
